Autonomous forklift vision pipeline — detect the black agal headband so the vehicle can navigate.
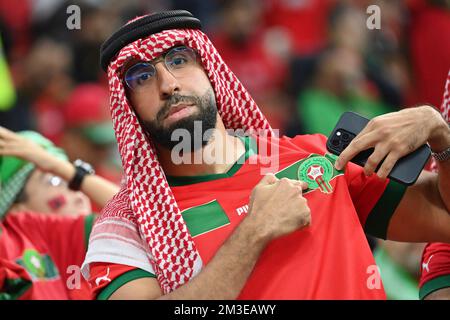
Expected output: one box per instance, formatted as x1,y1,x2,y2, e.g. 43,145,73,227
99,10,202,72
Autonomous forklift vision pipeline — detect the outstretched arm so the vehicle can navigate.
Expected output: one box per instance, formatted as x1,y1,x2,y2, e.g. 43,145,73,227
335,106,450,242
386,170,450,242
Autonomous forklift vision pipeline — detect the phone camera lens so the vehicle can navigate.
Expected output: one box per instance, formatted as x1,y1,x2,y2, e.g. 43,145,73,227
342,133,350,141
332,139,340,147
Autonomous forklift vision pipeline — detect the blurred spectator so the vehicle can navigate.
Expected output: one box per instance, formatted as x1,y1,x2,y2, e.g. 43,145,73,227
0,0,32,59
363,0,412,108
329,3,369,53
288,1,413,111
0,128,119,299
69,3,121,83
22,38,74,143
296,46,393,135
60,83,122,185
213,0,293,134
171,0,219,33
418,70,450,300
213,0,287,97
263,0,337,55
1,130,91,217
291,3,408,136
407,0,450,108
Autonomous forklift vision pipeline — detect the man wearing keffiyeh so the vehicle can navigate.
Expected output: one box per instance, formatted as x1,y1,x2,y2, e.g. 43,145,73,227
82,10,450,300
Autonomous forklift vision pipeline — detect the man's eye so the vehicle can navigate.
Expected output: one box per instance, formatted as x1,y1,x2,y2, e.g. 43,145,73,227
136,72,153,84
169,56,188,67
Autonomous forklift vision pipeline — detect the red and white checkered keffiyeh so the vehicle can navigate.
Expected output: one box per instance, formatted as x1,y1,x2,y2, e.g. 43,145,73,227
98,27,273,293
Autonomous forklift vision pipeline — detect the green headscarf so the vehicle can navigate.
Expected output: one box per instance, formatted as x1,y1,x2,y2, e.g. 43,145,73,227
0,131,67,219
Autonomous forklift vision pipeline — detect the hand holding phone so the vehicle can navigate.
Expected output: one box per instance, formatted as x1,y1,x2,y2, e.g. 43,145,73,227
326,111,431,185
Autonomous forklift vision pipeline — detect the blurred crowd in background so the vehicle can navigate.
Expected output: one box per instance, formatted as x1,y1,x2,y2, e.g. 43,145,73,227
0,0,449,300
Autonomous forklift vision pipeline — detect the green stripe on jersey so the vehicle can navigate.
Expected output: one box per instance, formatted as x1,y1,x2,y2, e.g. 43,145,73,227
419,275,450,300
97,269,155,300
181,200,230,237
84,214,96,249
364,179,407,239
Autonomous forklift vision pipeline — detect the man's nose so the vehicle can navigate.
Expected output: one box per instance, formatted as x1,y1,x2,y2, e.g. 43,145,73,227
155,62,180,99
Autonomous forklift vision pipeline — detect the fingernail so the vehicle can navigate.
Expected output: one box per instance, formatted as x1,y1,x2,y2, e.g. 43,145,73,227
334,161,341,170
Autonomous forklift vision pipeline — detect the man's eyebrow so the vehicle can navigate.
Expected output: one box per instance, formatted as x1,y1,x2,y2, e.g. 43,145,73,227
119,45,189,75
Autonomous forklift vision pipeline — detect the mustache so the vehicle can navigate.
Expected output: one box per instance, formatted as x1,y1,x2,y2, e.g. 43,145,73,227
157,94,200,121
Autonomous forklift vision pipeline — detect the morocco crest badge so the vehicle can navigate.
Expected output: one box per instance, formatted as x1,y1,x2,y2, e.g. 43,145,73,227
298,155,337,194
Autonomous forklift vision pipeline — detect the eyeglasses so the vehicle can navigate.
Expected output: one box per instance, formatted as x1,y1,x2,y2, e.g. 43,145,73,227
123,46,199,91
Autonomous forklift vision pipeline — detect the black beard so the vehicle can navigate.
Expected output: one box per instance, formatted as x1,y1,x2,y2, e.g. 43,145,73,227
141,88,218,151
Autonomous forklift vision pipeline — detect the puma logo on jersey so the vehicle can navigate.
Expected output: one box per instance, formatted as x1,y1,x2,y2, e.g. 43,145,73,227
422,255,434,273
236,204,249,216
95,267,111,286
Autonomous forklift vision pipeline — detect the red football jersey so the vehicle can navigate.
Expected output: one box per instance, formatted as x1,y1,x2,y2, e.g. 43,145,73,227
419,243,450,299
87,134,407,299
0,211,95,299
419,69,450,299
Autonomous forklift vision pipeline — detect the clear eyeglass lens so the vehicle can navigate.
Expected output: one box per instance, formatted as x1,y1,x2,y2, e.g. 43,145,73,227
165,47,197,73
125,63,156,90
124,46,197,90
